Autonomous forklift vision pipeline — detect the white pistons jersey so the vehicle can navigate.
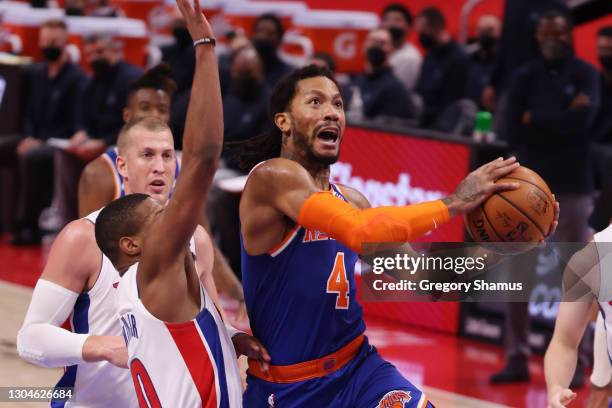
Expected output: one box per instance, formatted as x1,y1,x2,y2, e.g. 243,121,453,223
594,224,612,363
115,263,243,408
52,210,137,407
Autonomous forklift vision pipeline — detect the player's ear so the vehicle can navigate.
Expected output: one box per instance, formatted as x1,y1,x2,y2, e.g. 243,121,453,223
274,112,291,136
119,236,141,257
122,107,131,123
116,155,128,179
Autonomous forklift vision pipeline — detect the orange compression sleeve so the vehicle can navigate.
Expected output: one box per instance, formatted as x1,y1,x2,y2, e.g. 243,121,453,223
297,192,450,253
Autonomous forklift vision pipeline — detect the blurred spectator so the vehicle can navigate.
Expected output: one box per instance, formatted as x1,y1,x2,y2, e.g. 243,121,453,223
481,0,568,115
588,26,612,232
352,28,415,120
308,52,352,101
219,31,252,95
78,33,143,149
495,10,598,385
380,3,422,91
465,15,501,109
40,33,142,232
89,0,124,18
251,13,292,90
414,6,470,128
1,20,86,244
222,47,269,169
162,8,195,94
64,0,85,16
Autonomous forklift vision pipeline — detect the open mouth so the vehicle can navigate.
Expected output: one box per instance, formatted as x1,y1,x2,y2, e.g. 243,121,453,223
149,179,166,193
316,127,340,144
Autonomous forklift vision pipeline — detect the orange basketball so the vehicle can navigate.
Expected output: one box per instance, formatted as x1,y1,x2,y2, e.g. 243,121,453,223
465,166,555,253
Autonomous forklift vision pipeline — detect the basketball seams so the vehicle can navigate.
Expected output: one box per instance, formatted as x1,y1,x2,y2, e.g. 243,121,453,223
498,176,552,199
479,203,505,242
493,193,546,238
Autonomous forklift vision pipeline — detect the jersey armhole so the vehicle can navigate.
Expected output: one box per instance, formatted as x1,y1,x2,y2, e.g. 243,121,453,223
100,154,121,200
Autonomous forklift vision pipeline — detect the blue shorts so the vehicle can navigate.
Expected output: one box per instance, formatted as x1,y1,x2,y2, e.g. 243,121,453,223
243,338,434,407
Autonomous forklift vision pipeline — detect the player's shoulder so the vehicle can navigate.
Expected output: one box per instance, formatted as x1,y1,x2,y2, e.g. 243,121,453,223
41,219,101,284
82,154,114,181
58,218,96,244
336,184,371,209
247,158,313,190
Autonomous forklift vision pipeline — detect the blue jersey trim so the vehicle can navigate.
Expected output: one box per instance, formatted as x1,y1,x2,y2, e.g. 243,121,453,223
51,293,90,407
195,308,229,408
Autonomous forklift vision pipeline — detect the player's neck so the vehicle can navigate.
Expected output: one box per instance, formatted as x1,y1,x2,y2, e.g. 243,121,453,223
281,150,331,190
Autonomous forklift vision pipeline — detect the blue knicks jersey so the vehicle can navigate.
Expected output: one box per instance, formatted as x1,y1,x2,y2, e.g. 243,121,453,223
241,184,365,366
101,147,180,199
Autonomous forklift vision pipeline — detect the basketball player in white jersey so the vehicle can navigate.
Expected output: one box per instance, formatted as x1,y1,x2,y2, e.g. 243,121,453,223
16,5,267,407
545,227,612,407
77,64,247,320
93,1,260,405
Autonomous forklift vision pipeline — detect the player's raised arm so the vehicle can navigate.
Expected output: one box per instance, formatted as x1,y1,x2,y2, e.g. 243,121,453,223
142,0,222,269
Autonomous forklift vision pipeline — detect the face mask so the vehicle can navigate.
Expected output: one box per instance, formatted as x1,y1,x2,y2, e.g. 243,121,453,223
252,39,277,62
419,32,436,50
540,39,571,62
41,46,62,62
600,55,612,72
231,72,261,100
478,34,497,53
65,6,84,15
172,27,191,46
90,58,113,77
366,46,386,69
388,27,406,44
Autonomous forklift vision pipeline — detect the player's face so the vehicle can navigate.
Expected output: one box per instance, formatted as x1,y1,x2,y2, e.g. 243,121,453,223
124,89,171,124
287,76,345,165
120,129,176,204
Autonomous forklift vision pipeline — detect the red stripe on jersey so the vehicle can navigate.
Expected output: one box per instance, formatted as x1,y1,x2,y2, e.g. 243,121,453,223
166,321,217,408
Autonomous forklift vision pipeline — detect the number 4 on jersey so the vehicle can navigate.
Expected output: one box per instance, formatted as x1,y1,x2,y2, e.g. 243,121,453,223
327,252,349,309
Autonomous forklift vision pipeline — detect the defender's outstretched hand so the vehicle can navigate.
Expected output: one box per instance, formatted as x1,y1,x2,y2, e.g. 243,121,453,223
176,0,213,40
444,157,520,217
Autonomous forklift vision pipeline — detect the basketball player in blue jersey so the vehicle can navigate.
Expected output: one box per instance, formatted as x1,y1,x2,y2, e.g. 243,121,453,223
78,64,246,317
236,65,529,407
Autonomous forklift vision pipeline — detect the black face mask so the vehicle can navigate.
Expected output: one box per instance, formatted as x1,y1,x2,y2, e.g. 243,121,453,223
90,58,113,77
252,39,277,63
540,39,571,62
65,6,84,15
419,32,436,50
600,56,612,72
478,34,497,53
41,46,62,62
388,27,406,44
231,72,261,100
172,27,191,46
366,46,386,69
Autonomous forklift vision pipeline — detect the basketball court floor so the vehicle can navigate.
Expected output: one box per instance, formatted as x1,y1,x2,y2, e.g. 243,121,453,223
0,237,591,407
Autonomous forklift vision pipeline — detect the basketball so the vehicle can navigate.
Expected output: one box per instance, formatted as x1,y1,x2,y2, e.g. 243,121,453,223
465,166,555,252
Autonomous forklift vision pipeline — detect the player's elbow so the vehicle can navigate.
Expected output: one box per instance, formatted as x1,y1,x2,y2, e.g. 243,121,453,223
16,325,53,368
